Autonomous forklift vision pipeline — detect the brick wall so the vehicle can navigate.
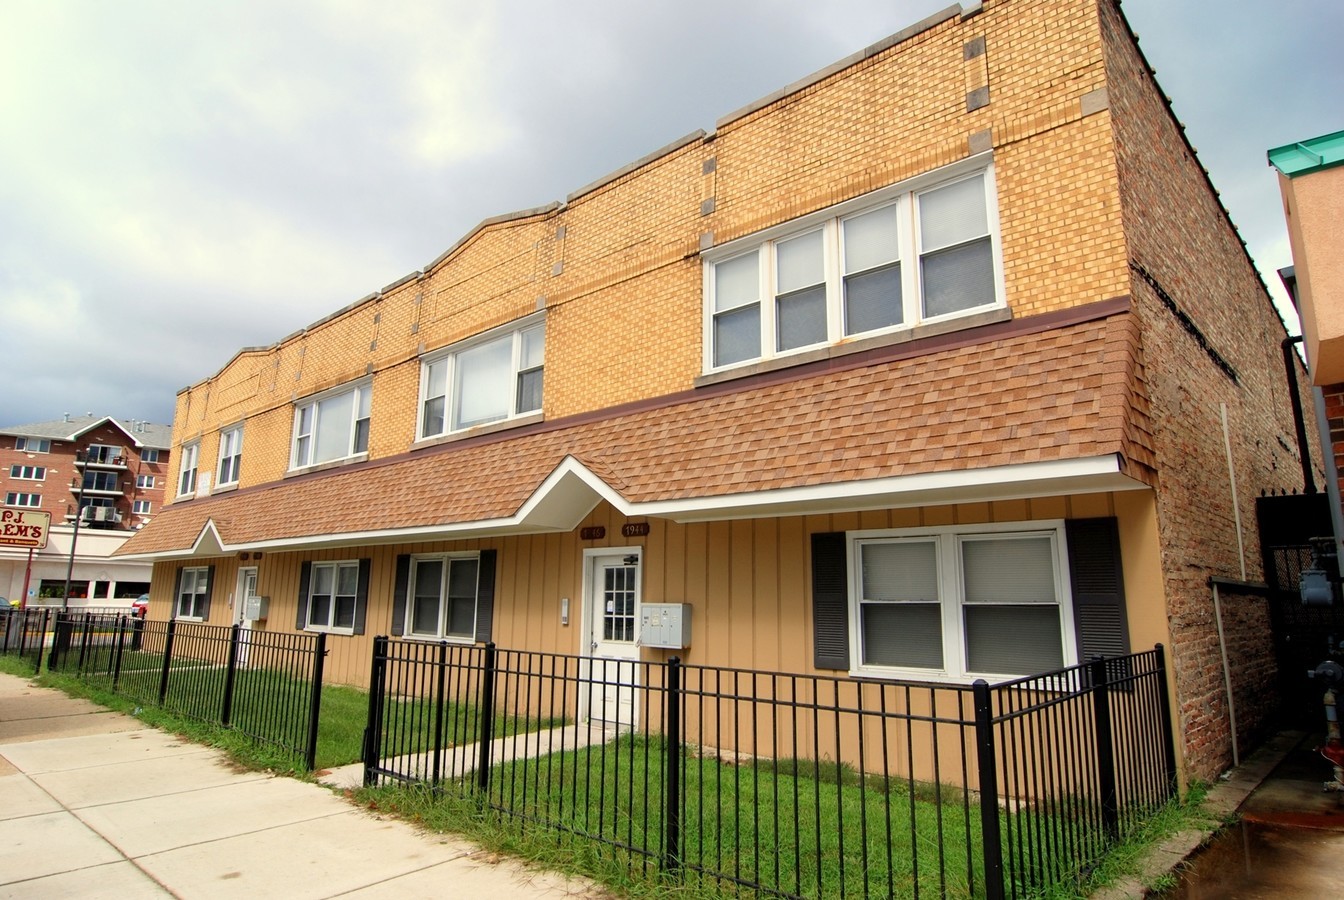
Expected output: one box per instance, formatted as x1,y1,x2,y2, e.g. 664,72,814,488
165,0,1143,496
1101,0,1313,779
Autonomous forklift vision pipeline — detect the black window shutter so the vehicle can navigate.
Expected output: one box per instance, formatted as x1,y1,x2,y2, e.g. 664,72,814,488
200,565,216,620
391,554,410,637
475,549,497,643
296,561,312,631
171,567,183,619
811,532,850,670
353,558,371,635
1066,517,1131,660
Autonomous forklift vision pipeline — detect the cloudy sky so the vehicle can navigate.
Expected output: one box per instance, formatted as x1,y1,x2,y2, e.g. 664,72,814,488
1,0,1340,429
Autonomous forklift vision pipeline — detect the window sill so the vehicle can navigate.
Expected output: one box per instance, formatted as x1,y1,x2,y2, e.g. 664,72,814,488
695,306,1012,389
211,483,239,495
411,411,544,451
285,453,369,479
304,625,355,636
401,633,476,644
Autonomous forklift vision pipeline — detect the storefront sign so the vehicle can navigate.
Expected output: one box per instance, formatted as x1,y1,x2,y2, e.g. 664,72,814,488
0,509,51,549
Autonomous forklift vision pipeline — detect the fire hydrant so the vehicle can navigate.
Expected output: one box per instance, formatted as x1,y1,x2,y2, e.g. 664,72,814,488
1312,659,1344,792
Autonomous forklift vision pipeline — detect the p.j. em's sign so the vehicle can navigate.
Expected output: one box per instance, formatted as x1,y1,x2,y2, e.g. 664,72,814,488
0,509,51,550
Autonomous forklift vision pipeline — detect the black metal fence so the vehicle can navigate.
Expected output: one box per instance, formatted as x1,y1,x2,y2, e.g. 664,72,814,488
364,639,1176,899
45,612,327,770
0,607,53,670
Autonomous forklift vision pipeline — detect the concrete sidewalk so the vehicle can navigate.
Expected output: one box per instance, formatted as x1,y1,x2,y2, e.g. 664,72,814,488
0,673,604,899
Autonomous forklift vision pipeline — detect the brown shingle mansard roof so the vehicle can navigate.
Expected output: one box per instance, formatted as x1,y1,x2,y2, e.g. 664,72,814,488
117,302,1152,557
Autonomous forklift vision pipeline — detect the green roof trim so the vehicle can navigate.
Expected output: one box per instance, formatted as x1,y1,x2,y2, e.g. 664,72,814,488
1268,129,1344,177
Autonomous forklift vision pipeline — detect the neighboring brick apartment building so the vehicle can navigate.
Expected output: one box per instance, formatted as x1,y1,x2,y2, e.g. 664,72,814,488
119,0,1311,781
1,415,170,604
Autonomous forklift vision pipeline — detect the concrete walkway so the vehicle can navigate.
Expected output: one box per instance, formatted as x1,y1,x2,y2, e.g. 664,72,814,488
0,672,604,899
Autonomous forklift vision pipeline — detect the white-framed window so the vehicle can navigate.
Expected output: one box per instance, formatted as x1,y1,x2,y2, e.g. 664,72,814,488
177,443,199,496
15,438,50,454
136,474,155,489
405,553,482,641
133,499,152,514
176,567,210,619
848,522,1074,681
142,448,161,463
305,561,360,633
418,317,544,439
291,381,371,469
217,426,243,486
5,492,41,508
9,465,45,480
704,159,1002,371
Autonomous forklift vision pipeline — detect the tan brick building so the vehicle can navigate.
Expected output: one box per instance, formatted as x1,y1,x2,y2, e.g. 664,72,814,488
119,0,1310,781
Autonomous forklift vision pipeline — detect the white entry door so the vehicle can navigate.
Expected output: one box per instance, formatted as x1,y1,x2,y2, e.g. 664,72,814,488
586,551,641,727
236,567,258,666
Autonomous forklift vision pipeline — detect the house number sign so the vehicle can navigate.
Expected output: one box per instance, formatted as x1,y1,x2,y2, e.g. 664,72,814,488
621,523,650,538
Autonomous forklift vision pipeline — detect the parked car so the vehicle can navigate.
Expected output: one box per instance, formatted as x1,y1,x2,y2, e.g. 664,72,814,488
130,595,149,618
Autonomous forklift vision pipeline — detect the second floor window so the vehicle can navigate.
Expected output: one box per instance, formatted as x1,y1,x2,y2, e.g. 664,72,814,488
15,438,50,453
178,443,199,496
82,471,119,492
9,465,45,480
5,492,40,508
136,474,155,489
291,382,371,469
419,319,544,439
218,426,243,486
142,448,161,463
133,499,152,514
705,162,1001,371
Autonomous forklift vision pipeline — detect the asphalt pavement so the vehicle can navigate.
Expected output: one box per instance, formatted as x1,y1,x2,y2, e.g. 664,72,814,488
0,672,603,899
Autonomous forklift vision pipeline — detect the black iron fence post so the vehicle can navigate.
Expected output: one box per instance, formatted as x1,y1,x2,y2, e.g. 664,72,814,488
432,641,448,783
363,635,388,787
76,613,92,672
112,615,127,688
663,656,683,875
221,624,240,727
158,619,177,705
36,609,50,672
973,679,1006,900
477,642,497,795
1090,657,1120,838
304,632,327,772
1154,643,1179,799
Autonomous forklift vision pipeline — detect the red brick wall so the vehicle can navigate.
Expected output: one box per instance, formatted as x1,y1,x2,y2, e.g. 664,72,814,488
1101,0,1315,779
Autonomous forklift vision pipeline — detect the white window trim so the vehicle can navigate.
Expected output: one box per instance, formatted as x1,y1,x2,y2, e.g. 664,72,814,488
304,560,362,635
142,449,161,463
402,552,482,643
217,425,243,486
15,438,50,454
177,442,199,498
289,379,372,472
702,154,1005,374
176,567,209,621
417,314,545,440
136,474,155,489
133,499,152,514
845,520,1077,684
5,492,41,508
10,465,46,481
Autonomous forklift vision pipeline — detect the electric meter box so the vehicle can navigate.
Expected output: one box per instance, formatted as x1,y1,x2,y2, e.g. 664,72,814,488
243,595,270,621
640,603,691,649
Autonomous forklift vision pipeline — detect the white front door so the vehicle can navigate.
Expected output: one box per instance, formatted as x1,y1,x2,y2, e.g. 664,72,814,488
585,551,641,727
236,567,258,665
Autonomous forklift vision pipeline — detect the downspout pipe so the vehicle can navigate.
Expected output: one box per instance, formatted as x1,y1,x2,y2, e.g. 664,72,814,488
1283,335,1317,495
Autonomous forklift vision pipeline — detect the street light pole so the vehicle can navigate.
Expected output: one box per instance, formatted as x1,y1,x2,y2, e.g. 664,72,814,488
61,451,87,611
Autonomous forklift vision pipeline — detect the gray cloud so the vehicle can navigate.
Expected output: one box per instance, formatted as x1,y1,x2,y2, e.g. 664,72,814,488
1,0,1340,429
